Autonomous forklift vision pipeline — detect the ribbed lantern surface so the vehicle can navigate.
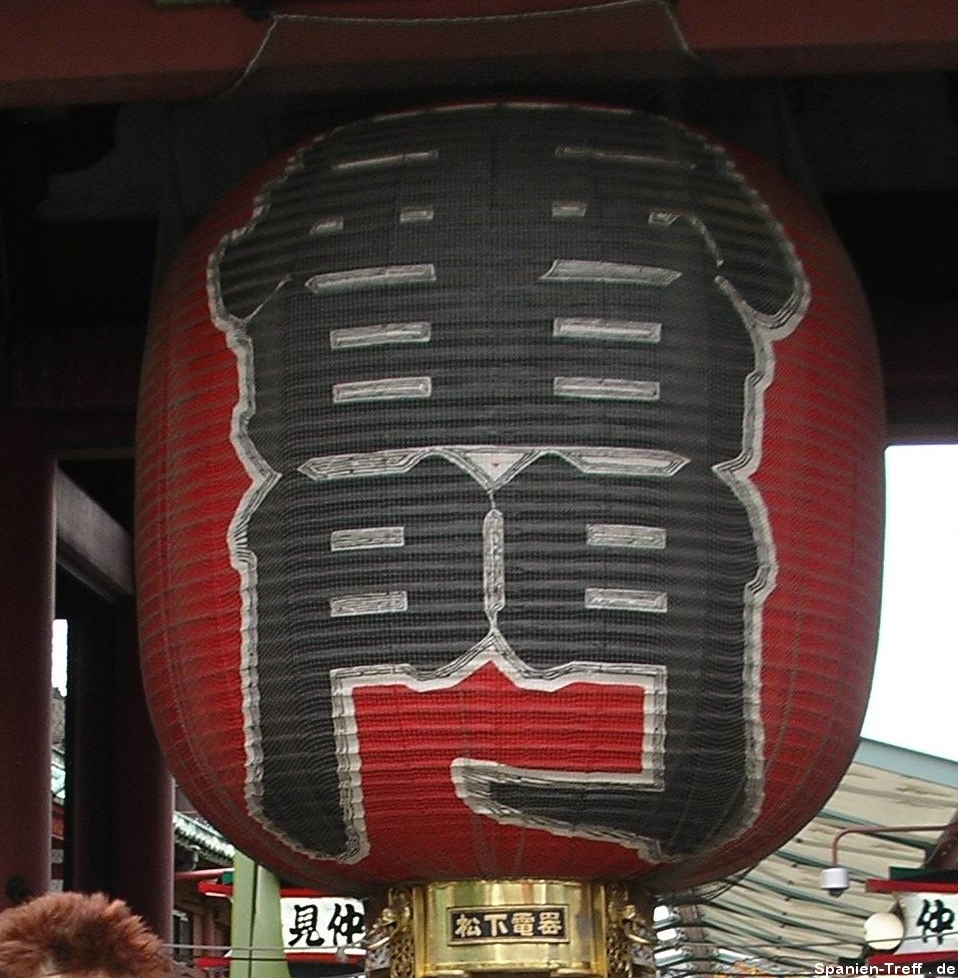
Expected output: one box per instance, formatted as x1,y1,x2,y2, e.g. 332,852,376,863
136,103,884,895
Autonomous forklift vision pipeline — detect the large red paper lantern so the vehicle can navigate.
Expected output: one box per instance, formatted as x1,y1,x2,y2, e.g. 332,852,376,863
136,103,884,901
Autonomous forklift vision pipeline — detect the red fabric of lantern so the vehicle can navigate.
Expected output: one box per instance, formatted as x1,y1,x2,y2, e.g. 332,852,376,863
136,103,884,895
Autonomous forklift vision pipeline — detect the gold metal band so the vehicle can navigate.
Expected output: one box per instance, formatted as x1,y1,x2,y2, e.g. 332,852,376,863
365,880,655,978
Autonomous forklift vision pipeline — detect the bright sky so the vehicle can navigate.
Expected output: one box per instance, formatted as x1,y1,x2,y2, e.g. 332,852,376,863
861,443,958,762
52,618,67,695
50,445,958,761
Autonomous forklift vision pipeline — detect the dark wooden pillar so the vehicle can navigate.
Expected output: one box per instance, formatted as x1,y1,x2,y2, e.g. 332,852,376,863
111,601,174,940
56,471,173,939
60,571,117,897
0,418,55,908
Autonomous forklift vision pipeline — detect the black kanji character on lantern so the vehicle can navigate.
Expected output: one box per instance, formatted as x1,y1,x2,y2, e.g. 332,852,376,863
212,104,808,863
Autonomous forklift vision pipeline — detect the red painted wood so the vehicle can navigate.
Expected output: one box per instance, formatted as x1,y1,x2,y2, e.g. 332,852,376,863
677,0,958,74
867,880,958,894
868,951,958,966
0,419,55,906
2,0,958,107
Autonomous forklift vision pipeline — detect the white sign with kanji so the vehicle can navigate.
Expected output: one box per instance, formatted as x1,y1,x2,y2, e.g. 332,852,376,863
280,896,366,954
899,892,958,954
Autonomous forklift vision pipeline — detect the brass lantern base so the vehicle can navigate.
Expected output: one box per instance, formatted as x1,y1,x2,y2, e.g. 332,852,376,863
365,880,655,978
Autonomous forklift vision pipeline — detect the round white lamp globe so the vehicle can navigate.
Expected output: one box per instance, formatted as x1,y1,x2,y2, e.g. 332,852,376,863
864,911,904,951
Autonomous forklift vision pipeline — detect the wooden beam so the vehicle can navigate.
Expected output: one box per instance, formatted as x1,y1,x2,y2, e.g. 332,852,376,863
55,469,134,599
877,300,958,444
3,0,958,107
677,0,958,76
0,2,680,107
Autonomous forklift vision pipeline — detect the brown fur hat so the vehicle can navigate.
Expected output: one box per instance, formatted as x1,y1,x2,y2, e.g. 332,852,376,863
0,891,173,978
